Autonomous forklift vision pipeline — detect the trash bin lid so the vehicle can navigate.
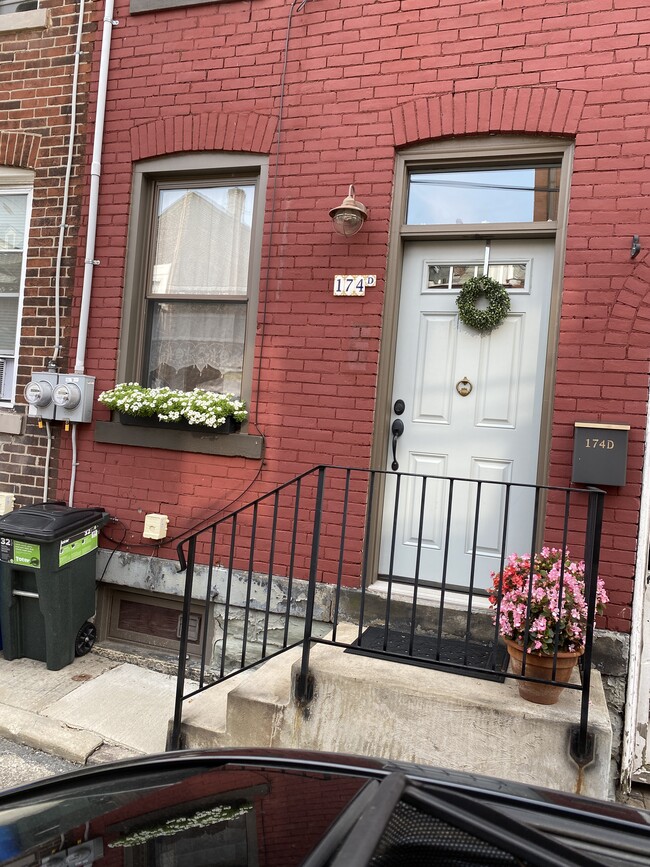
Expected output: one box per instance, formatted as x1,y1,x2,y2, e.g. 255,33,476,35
0,503,109,542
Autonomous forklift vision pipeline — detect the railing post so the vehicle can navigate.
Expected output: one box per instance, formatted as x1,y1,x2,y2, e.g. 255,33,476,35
296,466,326,702
571,487,605,766
168,535,197,751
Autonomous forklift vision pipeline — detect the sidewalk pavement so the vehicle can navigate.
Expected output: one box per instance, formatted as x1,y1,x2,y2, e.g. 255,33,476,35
1,646,650,810
0,649,190,766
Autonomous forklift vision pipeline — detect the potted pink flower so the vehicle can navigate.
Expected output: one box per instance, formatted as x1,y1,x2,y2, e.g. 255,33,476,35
489,547,608,704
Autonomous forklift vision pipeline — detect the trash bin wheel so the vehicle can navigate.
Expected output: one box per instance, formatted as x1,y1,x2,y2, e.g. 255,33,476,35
75,621,97,656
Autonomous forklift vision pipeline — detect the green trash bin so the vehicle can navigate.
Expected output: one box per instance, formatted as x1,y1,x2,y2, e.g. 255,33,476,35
0,504,109,671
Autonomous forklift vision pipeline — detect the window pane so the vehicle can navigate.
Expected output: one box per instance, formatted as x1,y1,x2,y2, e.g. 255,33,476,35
427,262,527,291
0,194,27,250
150,186,255,296
0,252,23,294
0,296,18,354
406,167,559,225
0,0,38,13
146,301,246,396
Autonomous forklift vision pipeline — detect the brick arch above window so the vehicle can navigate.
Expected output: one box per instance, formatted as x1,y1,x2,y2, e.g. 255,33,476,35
130,112,277,162
391,87,588,148
0,131,40,169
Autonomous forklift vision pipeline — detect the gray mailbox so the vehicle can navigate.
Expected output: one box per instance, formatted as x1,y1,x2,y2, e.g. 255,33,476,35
572,422,630,487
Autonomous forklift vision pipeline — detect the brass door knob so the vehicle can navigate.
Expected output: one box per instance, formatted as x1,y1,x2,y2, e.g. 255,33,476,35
456,377,473,397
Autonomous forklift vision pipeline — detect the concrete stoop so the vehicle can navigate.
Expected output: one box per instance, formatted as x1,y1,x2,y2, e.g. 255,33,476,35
179,626,613,800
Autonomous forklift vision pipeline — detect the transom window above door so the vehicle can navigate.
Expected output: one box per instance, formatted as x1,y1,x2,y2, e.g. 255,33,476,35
406,166,560,226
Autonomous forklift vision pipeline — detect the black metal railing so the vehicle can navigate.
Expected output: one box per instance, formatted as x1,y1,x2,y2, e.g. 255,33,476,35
169,465,604,765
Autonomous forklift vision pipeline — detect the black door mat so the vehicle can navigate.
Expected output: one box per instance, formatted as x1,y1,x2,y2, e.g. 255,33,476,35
345,626,508,683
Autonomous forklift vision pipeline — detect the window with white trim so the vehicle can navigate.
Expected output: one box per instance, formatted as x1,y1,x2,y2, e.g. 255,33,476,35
0,171,31,404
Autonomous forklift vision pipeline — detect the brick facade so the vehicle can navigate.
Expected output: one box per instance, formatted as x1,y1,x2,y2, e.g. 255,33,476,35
0,1,93,504
40,0,650,633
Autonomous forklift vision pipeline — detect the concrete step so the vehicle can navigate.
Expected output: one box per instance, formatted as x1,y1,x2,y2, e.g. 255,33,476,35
179,663,275,749
178,626,613,799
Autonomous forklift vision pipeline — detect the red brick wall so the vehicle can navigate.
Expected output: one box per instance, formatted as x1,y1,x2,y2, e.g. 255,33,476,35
0,1,93,504
66,0,650,630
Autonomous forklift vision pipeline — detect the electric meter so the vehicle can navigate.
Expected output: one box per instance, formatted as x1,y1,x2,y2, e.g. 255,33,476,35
53,382,82,409
24,380,53,408
53,375,95,423
23,372,59,419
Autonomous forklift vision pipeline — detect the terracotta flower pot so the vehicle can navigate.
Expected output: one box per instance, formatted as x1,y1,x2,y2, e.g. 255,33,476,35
504,638,583,705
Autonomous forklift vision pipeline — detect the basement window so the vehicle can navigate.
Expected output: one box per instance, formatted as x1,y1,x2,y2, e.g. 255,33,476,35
98,586,213,659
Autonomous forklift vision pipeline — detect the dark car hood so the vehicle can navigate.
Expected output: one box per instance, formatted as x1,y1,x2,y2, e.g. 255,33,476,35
0,748,648,867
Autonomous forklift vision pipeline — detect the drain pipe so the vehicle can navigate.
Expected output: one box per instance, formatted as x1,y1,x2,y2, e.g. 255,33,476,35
50,0,86,368
67,0,115,508
42,419,52,502
74,0,115,376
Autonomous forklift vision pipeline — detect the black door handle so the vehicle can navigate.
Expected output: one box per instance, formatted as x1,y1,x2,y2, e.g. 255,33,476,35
391,418,404,471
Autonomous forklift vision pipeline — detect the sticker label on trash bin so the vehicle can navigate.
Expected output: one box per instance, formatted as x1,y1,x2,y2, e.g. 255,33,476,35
1,538,41,568
59,526,99,567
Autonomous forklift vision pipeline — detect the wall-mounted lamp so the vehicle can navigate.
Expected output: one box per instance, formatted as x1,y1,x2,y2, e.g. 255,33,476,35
329,185,368,237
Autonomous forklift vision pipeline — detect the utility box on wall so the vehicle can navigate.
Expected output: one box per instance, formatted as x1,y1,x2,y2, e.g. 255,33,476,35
572,422,630,487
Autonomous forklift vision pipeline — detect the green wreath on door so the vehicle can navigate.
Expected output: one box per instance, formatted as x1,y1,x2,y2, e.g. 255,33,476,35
455,275,511,333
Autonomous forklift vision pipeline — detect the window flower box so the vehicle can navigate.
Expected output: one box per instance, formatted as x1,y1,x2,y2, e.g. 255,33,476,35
118,413,240,434
98,384,247,433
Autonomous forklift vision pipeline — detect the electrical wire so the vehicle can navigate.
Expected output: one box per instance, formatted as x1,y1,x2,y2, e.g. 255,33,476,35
251,0,309,426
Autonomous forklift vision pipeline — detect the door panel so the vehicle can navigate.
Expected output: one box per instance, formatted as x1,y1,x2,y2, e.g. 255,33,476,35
380,239,554,589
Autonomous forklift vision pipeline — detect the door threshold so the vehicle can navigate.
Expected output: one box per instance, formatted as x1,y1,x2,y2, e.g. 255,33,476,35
368,580,491,612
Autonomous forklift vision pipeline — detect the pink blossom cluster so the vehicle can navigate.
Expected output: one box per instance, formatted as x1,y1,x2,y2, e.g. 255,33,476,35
489,547,608,654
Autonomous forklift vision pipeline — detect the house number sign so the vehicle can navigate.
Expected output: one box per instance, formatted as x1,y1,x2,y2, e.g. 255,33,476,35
333,275,376,296
572,422,630,487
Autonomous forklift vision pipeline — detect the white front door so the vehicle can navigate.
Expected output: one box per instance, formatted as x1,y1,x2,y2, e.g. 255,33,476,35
380,238,554,590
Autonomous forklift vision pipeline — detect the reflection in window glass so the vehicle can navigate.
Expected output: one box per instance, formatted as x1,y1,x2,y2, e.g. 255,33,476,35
407,167,559,225
0,192,28,375
427,262,527,291
0,0,38,13
151,185,255,296
146,301,246,396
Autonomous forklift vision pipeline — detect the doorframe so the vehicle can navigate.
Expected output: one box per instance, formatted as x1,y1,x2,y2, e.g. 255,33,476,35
366,135,575,586
621,391,650,790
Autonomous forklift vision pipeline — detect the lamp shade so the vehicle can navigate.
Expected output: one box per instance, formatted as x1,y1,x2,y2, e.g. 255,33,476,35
329,185,368,237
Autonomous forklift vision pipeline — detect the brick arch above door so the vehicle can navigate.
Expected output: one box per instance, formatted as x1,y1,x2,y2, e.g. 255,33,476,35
391,87,587,147
129,112,277,161
0,131,40,169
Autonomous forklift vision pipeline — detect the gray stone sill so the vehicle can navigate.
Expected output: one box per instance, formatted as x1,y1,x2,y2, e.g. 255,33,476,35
0,8,49,34
0,408,25,436
94,420,263,458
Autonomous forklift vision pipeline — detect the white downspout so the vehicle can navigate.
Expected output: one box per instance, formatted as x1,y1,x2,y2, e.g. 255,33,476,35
620,381,650,792
67,0,115,508
74,0,115,375
51,0,85,367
